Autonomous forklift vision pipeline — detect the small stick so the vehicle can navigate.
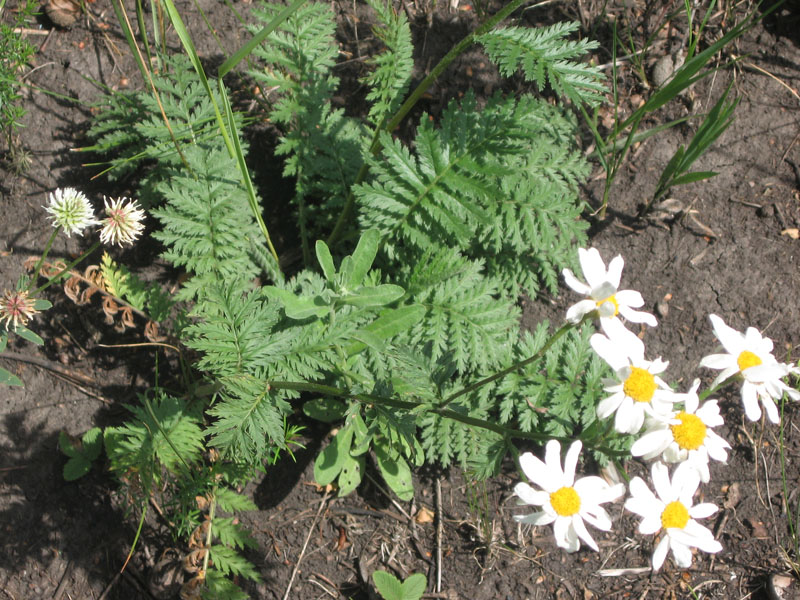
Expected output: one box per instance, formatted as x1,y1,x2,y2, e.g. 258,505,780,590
282,493,329,600
435,477,443,593
52,559,73,600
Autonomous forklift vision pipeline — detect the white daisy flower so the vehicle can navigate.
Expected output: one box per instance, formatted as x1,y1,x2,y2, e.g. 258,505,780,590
44,187,98,237
99,197,145,247
699,314,799,424
631,379,731,483
562,248,657,334
625,461,722,571
513,440,625,553
590,324,678,434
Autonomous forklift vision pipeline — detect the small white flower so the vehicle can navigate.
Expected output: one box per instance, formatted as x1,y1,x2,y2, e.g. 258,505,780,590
631,379,731,483
625,461,722,571
590,324,678,434
44,187,98,237
562,248,657,334
513,440,625,553
99,197,145,247
699,314,799,424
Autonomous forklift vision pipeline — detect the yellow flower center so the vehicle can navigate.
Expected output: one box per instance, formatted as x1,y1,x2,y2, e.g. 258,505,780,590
737,350,762,372
623,367,657,403
550,486,581,517
661,500,690,529
670,412,707,450
596,294,620,317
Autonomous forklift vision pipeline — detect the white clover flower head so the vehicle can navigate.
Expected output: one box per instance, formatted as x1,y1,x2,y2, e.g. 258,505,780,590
699,314,800,424
99,196,145,247
44,187,98,237
631,379,731,483
624,461,722,571
0,289,38,330
562,247,657,334
513,440,625,553
590,322,678,434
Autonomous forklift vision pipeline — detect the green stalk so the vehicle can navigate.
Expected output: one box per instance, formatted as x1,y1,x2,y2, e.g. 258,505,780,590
27,227,60,292
441,318,581,408
31,240,102,296
326,0,527,247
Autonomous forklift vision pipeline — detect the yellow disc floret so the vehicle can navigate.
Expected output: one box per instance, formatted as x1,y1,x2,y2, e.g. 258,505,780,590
596,294,620,317
661,500,690,529
670,412,707,450
550,486,581,517
737,350,762,372
623,367,657,403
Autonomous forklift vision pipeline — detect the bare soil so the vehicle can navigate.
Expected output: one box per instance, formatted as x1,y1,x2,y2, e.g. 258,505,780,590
1,0,800,599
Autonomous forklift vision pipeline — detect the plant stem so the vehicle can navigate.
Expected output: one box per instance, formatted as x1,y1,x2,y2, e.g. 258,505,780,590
27,227,60,292
31,240,101,296
440,318,580,408
326,0,527,248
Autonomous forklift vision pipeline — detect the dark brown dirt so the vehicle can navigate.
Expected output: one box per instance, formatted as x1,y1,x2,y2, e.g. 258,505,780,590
1,0,800,598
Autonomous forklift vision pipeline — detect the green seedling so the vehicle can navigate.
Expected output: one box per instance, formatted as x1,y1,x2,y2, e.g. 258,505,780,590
59,428,103,481
372,571,427,600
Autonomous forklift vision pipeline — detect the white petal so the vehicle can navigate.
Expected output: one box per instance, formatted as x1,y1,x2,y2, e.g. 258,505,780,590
699,353,734,370
652,536,670,571
582,506,612,532
518,453,552,491
566,300,597,324
708,314,746,355
597,392,625,420
591,333,629,372
553,516,572,550
514,482,548,507
761,393,780,424
515,511,556,526
615,289,644,308
631,430,671,458
562,268,591,295
579,248,608,290
741,382,762,421
639,514,663,535
562,441,582,487
651,462,674,502
669,539,694,567
572,514,599,551
544,440,565,484
606,255,624,288
619,305,658,327
689,503,718,520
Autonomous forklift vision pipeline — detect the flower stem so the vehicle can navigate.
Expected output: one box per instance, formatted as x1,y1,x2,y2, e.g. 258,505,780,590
439,318,582,409
31,240,102,296
698,374,739,401
27,227,61,292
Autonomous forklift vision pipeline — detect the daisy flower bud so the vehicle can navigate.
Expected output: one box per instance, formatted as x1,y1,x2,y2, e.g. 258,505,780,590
513,440,625,553
99,196,145,247
631,379,731,483
44,187,98,237
562,248,657,334
699,314,799,424
624,461,722,571
1,289,38,330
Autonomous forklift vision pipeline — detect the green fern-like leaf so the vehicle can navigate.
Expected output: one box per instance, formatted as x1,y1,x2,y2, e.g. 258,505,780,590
209,544,260,580
104,393,203,493
152,144,263,302
213,517,259,550
362,0,414,127
477,22,605,106
206,374,290,462
401,248,518,373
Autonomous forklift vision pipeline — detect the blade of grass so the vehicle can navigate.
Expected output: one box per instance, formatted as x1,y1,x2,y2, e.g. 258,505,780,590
160,0,280,265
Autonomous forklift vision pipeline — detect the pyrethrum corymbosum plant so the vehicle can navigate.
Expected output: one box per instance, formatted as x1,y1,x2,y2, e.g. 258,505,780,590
81,0,633,595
